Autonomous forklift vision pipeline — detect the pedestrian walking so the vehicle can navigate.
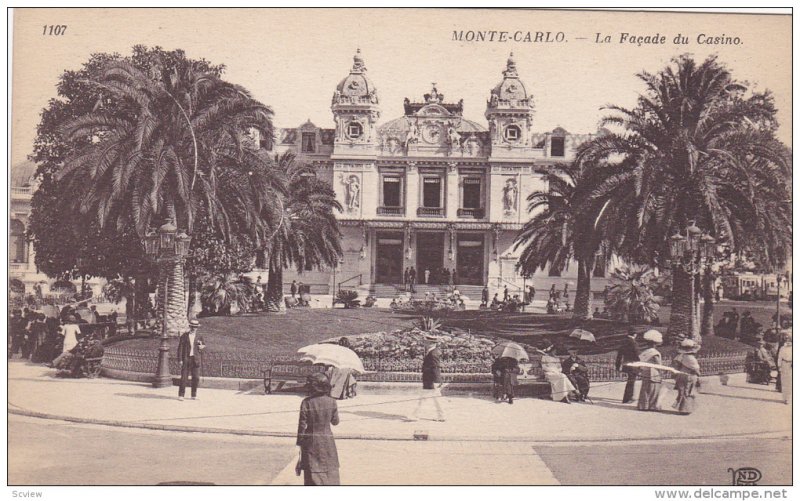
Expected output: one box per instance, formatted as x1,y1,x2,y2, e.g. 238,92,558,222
528,285,535,304
482,285,489,304
503,286,509,302
671,339,701,415
177,319,206,401
295,372,340,485
408,334,445,421
424,268,430,285
290,280,298,299
637,329,663,411
409,266,417,292
777,331,792,405
615,328,640,403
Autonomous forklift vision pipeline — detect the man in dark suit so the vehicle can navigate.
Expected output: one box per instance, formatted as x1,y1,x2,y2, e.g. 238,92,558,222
177,319,205,401
408,334,445,421
615,328,640,403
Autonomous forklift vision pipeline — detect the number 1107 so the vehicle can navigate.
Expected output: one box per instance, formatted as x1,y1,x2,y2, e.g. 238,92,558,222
42,25,67,36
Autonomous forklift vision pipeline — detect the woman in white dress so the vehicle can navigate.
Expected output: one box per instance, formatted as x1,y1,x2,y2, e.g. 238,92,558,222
777,330,792,405
539,343,576,403
637,329,663,411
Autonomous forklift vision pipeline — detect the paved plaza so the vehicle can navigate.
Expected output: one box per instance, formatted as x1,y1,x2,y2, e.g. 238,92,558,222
8,360,791,485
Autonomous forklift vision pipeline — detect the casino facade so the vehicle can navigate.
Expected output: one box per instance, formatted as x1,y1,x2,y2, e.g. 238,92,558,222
273,50,611,299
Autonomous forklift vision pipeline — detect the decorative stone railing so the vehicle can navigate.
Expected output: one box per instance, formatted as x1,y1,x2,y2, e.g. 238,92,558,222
377,206,405,216
457,208,485,219
417,207,445,218
102,347,747,382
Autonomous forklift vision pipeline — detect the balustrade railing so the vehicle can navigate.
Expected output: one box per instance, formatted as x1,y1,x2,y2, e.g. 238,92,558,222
417,207,445,218
457,207,484,219
377,206,405,216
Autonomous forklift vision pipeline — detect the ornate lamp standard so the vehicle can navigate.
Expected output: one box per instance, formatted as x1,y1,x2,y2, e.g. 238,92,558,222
143,222,192,388
668,222,716,341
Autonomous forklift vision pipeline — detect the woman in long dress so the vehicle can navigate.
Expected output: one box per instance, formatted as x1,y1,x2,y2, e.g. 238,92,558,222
637,330,663,411
540,343,576,403
777,331,792,405
296,373,340,485
671,339,701,414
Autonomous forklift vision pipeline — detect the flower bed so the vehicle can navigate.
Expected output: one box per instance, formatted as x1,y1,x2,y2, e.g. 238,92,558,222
330,328,498,373
390,295,463,314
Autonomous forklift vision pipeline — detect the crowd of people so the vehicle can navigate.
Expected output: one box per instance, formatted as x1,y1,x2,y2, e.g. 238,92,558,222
9,306,106,378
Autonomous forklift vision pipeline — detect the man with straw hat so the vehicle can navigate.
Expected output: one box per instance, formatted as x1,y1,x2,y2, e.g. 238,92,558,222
407,333,445,422
177,319,205,401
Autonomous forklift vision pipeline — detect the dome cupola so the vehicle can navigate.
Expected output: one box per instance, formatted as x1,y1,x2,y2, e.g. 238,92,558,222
333,49,378,104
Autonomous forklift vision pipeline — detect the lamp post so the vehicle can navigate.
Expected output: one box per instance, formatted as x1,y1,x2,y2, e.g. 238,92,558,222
143,221,192,388
331,257,344,308
668,221,716,341
775,271,789,329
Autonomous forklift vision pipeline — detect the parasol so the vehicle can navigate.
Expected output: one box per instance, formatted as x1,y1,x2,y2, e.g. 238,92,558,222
491,341,529,361
297,344,365,373
624,361,682,374
569,328,596,343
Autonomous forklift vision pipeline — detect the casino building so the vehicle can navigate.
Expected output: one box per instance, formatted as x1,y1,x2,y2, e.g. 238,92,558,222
273,50,610,300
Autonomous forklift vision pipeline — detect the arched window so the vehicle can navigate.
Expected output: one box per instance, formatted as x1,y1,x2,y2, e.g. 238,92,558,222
10,219,27,263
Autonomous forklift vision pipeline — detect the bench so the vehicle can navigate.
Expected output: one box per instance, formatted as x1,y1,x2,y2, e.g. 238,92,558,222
263,362,326,394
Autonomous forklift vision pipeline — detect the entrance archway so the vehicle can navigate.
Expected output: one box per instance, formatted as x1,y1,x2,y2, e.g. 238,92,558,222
416,232,444,284
375,232,403,284
456,234,485,285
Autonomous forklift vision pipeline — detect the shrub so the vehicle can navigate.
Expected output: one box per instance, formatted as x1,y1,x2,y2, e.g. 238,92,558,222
605,265,660,323
336,289,360,308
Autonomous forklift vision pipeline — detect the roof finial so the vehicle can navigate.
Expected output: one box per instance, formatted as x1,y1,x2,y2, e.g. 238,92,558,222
352,48,366,72
504,52,518,77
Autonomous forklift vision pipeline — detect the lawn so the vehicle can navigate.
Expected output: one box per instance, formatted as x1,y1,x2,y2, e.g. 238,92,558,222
107,303,756,360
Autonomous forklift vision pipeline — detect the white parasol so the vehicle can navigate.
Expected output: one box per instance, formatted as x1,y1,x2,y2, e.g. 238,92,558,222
491,341,529,361
569,328,597,343
625,361,682,374
297,343,365,373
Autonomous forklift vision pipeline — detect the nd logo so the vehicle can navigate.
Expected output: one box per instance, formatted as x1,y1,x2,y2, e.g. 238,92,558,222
728,467,762,486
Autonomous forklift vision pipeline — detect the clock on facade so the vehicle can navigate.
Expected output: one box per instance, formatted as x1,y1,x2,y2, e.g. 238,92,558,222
421,123,442,144
346,121,363,139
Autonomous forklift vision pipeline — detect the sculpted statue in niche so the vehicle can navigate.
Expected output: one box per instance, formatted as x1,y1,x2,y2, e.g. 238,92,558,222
405,120,420,147
368,88,379,104
447,124,462,154
387,137,401,154
466,138,480,156
502,178,518,214
344,174,360,211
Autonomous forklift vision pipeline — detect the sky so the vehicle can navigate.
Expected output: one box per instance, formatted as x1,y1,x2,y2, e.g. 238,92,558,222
10,8,792,167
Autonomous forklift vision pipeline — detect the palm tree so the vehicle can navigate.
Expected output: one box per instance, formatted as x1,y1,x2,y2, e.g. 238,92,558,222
605,265,660,324
56,56,278,336
514,163,611,319
578,55,791,341
264,152,343,312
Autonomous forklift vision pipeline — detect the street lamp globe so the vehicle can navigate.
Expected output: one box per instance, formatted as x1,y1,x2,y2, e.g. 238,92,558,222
686,221,702,252
699,234,716,261
159,221,178,251
669,232,686,259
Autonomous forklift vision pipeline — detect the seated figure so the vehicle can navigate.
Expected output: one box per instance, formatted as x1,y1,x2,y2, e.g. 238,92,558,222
539,343,576,403
746,339,776,384
562,348,590,401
